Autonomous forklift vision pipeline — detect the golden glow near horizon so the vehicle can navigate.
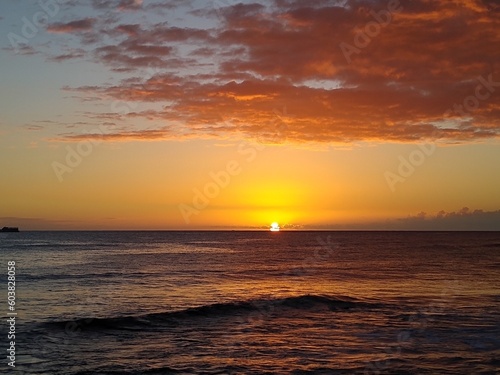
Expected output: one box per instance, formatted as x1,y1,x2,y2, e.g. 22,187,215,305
270,222,280,232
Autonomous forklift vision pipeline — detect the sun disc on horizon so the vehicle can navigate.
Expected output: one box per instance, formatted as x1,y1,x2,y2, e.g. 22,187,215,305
270,222,280,232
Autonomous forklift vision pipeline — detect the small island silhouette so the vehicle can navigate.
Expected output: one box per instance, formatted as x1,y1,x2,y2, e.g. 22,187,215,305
1,227,19,232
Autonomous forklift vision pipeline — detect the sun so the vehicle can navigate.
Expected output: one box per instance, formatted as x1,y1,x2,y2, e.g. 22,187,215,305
270,222,280,232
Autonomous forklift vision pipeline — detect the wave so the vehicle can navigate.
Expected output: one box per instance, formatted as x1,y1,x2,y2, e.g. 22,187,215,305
43,295,384,332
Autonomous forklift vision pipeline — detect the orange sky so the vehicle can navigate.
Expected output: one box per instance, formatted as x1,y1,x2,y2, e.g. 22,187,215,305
0,0,499,230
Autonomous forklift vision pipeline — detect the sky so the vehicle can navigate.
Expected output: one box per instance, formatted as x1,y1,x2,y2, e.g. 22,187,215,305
0,0,499,230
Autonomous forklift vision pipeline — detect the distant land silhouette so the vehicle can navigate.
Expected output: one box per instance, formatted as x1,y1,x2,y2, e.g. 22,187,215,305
1,227,19,232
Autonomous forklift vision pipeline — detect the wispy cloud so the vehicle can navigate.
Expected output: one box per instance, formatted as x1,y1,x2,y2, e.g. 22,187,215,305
90,0,145,12
24,125,45,131
48,127,175,142
47,18,96,33
49,49,86,62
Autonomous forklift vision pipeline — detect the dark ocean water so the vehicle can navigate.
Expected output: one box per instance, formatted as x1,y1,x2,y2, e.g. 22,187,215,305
0,231,499,374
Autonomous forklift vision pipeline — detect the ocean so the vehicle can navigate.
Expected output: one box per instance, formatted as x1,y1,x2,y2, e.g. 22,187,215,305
0,231,499,374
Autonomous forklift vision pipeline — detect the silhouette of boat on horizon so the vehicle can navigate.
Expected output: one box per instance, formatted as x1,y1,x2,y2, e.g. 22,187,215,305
1,227,19,232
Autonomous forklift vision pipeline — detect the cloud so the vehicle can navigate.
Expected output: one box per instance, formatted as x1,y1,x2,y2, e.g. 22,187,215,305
390,207,500,230
93,40,173,70
39,0,500,144
90,0,144,11
49,127,176,142
3,45,36,55
47,18,96,33
49,49,86,62
309,208,500,230
24,125,44,131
